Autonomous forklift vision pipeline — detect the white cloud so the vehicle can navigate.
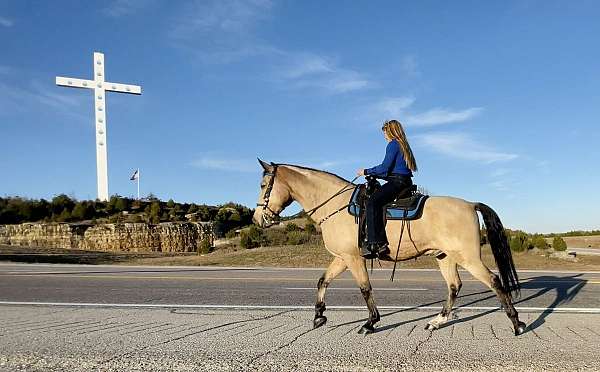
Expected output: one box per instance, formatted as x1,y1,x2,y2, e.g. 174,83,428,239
170,2,369,94
190,156,256,173
375,96,416,118
0,16,13,27
0,79,87,122
405,107,484,127
102,0,154,17
415,132,518,163
369,97,482,127
283,54,334,79
170,0,273,63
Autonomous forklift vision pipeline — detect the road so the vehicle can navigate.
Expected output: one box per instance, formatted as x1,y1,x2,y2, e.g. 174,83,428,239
1,263,600,371
570,247,600,256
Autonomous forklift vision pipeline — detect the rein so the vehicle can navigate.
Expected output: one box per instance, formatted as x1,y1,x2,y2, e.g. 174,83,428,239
257,164,360,226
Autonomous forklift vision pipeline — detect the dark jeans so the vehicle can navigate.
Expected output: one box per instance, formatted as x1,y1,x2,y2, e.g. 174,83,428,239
366,177,412,245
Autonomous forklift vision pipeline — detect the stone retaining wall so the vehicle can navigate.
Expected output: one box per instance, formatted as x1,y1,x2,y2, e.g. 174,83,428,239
0,222,213,253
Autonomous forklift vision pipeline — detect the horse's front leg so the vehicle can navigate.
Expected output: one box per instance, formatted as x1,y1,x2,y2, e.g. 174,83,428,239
314,257,347,328
346,256,380,334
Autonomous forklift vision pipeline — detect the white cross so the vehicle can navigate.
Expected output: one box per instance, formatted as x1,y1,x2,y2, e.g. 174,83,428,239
56,52,142,202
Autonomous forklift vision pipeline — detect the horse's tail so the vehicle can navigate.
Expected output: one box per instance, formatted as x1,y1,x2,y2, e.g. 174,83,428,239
475,203,521,298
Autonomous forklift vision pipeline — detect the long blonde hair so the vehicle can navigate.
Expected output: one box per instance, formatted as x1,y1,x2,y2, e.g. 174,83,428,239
382,119,418,172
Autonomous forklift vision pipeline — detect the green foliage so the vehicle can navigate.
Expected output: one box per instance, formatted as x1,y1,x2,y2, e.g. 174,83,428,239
198,237,213,254
286,231,310,245
240,226,265,249
304,221,317,235
71,202,94,220
225,229,238,239
166,199,175,208
552,236,567,251
149,201,161,224
531,235,548,250
264,228,288,246
285,222,301,232
509,231,531,252
56,208,72,222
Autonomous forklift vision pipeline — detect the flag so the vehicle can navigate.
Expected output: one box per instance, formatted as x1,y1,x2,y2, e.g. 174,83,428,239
130,169,139,181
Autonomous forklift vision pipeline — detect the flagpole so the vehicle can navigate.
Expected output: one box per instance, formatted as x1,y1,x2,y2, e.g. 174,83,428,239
137,168,140,200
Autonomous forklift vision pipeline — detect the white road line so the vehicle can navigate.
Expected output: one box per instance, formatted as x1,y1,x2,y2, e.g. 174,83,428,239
1,263,600,274
285,287,428,292
2,301,600,314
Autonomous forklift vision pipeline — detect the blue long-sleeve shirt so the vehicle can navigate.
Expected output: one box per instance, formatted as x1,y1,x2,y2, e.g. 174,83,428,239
365,140,413,178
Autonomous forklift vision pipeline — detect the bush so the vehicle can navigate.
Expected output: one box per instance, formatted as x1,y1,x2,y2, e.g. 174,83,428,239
286,231,310,245
305,221,317,235
509,231,530,252
553,236,567,251
285,222,301,232
198,237,213,254
240,226,265,249
225,229,238,239
264,229,288,246
531,235,548,250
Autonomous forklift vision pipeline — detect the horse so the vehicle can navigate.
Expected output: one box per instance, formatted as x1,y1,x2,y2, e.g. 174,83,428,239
252,159,526,336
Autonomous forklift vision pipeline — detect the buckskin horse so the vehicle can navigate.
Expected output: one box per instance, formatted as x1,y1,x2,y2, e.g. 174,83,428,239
252,160,526,336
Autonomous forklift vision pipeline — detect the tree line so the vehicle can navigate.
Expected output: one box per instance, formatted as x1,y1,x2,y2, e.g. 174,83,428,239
0,195,253,237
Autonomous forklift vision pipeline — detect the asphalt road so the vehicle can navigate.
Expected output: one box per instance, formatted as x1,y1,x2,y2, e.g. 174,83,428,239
1,263,600,371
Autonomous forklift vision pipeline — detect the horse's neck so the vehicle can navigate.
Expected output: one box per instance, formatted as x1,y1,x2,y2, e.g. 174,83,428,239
280,166,352,222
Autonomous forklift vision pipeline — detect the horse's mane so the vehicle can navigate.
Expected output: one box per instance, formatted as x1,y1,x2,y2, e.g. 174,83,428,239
274,163,354,185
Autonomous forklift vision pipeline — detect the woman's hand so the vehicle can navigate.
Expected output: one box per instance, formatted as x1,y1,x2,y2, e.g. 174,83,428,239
356,168,365,176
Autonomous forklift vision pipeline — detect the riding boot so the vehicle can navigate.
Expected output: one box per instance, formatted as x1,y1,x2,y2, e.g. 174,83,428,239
376,242,390,258
360,243,377,259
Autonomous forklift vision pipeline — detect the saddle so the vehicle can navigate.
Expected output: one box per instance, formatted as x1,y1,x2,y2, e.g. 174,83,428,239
347,184,429,221
348,179,429,249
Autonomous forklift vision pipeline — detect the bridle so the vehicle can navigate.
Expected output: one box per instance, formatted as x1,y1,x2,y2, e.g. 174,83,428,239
257,164,361,226
256,164,281,226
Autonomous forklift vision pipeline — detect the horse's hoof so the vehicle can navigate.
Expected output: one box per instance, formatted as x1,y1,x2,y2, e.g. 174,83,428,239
425,323,438,331
358,324,375,335
313,316,327,329
514,321,526,336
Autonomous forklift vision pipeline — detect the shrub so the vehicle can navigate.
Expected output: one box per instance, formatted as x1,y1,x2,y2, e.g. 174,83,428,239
240,226,265,249
225,229,238,239
531,235,548,250
305,221,317,235
264,229,288,246
285,222,301,232
198,237,213,254
552,236,567,251
286,231,310,245
509,231,530,252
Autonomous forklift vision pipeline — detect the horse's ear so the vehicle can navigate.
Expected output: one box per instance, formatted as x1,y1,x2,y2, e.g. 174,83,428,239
258,158,273,172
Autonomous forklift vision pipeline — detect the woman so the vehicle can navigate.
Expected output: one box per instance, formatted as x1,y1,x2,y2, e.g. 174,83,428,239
357,119,418,259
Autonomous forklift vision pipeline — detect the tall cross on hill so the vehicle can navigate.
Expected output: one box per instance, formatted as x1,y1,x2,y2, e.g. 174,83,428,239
56,52,142,201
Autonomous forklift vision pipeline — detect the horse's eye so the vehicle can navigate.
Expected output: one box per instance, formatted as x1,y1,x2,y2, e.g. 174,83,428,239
260,184,266,188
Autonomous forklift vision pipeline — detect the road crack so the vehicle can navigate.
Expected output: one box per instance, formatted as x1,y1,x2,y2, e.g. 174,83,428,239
100,309,293,366
247,326,315,367
411,330,433,356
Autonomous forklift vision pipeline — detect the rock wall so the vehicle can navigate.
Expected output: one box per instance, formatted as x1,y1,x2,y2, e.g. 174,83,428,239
0,222,213,253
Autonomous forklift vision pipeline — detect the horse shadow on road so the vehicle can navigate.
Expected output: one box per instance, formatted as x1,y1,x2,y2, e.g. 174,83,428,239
420,274,587,333
515,274,587,332
336,274,587,334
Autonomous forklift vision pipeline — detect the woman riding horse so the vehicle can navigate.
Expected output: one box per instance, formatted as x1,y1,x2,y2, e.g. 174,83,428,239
357,119,418,259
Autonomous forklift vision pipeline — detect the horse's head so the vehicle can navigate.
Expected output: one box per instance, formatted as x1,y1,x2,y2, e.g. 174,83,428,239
253,159,293,228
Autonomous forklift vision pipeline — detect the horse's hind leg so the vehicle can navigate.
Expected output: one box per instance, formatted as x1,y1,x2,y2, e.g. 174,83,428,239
314,257,347,329
346,256,380,334
426,257,462,330
460,259,526,336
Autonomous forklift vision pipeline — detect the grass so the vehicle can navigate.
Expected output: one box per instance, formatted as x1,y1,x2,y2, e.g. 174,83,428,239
3,241,600,271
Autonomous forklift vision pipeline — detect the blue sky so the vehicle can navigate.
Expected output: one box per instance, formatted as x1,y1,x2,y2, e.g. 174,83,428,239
1,1,599,233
